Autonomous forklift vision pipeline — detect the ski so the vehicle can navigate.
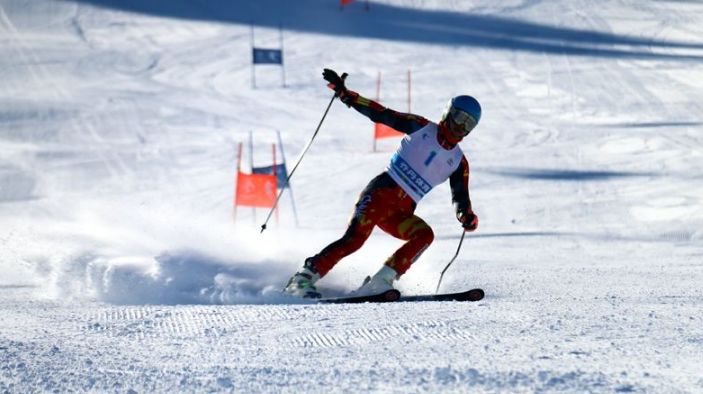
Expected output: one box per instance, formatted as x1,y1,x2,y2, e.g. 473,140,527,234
319,289,401,304
317,288,483,304
398,288,484,302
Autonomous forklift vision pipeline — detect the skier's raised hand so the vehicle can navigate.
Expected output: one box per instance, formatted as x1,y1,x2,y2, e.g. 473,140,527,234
322,68,348,97
457,210,479,232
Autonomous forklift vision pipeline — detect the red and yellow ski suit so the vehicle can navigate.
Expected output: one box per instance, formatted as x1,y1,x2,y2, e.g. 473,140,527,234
308,90,473,278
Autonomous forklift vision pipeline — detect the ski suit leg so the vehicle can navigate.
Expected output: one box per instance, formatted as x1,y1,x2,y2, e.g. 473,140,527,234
308,215,375,277
377,213,434,276
308,173,409,277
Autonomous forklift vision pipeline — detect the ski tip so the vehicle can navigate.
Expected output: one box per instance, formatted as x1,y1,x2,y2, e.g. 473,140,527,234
466,288,485,301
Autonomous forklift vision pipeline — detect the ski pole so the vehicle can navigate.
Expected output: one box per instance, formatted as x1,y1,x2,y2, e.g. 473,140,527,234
260,73,347,233
435,230,466,294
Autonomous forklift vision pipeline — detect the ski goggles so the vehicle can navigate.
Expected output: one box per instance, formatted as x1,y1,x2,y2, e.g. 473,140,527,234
446,107,478,137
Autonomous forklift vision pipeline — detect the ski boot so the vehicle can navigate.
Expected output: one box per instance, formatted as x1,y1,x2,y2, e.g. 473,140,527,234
283,259,322,298
356,265,398,296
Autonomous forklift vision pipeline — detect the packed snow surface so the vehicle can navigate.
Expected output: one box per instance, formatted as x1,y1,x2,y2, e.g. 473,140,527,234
2,0,703,392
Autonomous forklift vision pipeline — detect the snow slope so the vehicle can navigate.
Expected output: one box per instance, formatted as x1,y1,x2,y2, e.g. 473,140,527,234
2,0,703,392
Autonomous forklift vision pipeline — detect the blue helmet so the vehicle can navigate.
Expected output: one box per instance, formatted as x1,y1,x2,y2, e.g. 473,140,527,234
440,95,481,137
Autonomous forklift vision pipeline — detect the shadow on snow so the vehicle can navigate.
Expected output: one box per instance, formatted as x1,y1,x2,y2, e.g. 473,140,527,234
482,167,654,181
436,230,698,243
597,121,703,129
65,0,703,61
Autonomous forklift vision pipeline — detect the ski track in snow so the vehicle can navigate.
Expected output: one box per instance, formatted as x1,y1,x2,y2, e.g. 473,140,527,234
2,0,703,392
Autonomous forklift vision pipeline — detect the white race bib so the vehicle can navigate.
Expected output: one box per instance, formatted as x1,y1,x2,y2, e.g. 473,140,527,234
386,123,463,202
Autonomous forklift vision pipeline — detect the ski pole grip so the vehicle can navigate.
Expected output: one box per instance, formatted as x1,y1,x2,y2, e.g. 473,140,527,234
341,72,348,81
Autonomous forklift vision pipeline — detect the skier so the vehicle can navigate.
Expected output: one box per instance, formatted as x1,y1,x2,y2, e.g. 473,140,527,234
284,68,481,298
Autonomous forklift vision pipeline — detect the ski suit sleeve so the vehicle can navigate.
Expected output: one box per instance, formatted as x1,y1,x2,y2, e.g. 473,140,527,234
449,155,472,215
339,90,429,134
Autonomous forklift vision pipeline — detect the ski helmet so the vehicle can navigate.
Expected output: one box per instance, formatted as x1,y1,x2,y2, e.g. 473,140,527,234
440,95,481,139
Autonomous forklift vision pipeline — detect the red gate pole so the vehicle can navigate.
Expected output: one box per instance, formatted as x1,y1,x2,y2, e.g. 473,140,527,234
233,142,243,222
373,71,382,152
272,143,279,226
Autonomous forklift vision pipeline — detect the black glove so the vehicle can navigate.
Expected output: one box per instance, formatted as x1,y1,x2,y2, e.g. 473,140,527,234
457,210,479,232
322,68,347,97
